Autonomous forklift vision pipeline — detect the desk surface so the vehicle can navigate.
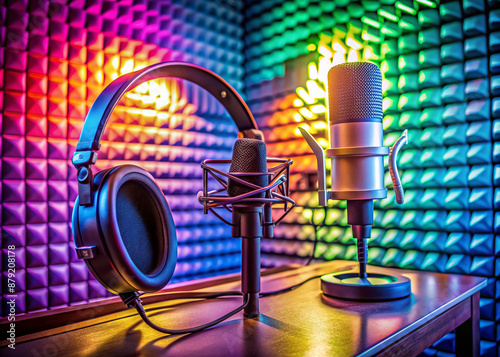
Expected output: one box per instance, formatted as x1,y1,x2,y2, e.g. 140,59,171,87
2,261,487,357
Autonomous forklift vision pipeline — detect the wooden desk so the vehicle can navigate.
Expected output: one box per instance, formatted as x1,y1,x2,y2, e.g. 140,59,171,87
0,261,487,356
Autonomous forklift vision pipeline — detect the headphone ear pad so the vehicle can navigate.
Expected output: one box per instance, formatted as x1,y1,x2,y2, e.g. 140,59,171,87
72,165,177,294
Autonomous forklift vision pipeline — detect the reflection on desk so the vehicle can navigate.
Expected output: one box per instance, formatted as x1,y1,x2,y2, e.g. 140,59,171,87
0,261,486,357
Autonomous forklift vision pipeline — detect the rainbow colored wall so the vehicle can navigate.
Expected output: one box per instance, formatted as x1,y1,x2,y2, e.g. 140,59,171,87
1,0,244,314
245,1,499,356
1,0,500,355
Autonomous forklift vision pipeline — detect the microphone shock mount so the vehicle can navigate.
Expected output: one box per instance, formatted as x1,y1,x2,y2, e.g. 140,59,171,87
198,158,296,317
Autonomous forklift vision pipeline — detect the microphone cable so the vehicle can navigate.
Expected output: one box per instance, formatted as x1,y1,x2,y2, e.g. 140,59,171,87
130,277,320,336
260,264,356,297
259,274,323,297
129,262,356,335
126,225,350,337
130,293,249,335
305,206,328,266
146,291,243,301
126,275,321,335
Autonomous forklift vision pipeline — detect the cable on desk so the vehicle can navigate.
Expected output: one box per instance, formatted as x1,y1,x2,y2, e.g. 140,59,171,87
154,276,323,300
139,291,244,313
150,291,243,300
137,274,322,308
144,273,326,302
121,262,353,334
259,264,356,297
259,275,323,297
131,293,249,335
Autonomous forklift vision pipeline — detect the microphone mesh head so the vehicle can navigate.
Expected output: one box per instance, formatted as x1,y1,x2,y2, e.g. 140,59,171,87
227,138,267,198
328,62,383,123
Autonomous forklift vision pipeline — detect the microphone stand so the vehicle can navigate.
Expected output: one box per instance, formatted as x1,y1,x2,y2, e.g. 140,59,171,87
199,157,295,317
299,127,411,300
232,204,263,318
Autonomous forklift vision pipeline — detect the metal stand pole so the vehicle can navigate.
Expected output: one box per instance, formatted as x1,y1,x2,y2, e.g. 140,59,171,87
242,238,260,318
232,205,263,318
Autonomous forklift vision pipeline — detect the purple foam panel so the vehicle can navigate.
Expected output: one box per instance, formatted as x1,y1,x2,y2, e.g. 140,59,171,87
1,0,244,317
69,282,88,304
49,264,70,286
27,267,48,290
49,285,69,307
26,245,48,268
26,224,49,246
27,288,48,312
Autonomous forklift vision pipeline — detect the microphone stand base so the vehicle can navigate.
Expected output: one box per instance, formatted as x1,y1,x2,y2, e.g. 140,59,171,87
320,270,411,301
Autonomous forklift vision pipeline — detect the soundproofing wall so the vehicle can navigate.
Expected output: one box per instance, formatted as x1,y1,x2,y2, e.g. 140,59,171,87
243,0,500,356
2,0,500,355
1,0,244,316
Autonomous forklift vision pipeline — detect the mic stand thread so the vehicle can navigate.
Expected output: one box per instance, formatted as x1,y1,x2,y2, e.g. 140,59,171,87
357,238,368,280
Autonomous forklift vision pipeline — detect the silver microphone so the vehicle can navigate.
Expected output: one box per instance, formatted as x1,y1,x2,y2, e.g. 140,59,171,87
300,61,408,278
301,61,407,210
328,62,387,202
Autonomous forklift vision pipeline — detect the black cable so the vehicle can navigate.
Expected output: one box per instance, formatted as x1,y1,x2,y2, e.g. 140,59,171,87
305,230,319,266
134,294,249,335
145,275,322,301
151,291,243,301
305,206,328,266
141,291,244,312
259,275,323,297
143,273,323,305
132,235,338,336
259,263,356,297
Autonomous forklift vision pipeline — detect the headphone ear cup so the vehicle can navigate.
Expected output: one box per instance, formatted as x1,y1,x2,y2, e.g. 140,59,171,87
73,165,177,294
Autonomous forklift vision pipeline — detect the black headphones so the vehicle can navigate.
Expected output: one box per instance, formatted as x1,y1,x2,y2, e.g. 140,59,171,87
71,62,262,295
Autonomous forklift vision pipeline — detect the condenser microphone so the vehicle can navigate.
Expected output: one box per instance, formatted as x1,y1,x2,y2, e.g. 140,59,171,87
328,62,384,192
300,62,410,297
227,138,268,198
328,62,386,240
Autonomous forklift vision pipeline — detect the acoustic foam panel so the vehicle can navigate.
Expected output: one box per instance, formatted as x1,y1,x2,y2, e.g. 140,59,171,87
1,0,245,316
244,0,499,356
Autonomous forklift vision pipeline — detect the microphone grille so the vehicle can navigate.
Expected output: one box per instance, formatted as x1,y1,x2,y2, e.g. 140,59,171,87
328,62,383,123
227,138,268,198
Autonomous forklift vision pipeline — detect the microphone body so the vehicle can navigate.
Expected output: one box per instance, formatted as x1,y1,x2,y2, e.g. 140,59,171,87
329,122,386,200
228,138,268,239
328,62,387,240
227,138,274,239
228,138,267,199
329,62,386,276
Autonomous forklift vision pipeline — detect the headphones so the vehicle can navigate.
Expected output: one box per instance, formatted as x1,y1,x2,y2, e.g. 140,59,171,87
71,62,262,295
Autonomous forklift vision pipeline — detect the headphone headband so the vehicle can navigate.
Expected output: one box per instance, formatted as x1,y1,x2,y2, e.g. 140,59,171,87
72,62,261,206
75,61,259,154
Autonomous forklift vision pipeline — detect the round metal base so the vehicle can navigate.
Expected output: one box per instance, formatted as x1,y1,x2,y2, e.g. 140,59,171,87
321,271,411,301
